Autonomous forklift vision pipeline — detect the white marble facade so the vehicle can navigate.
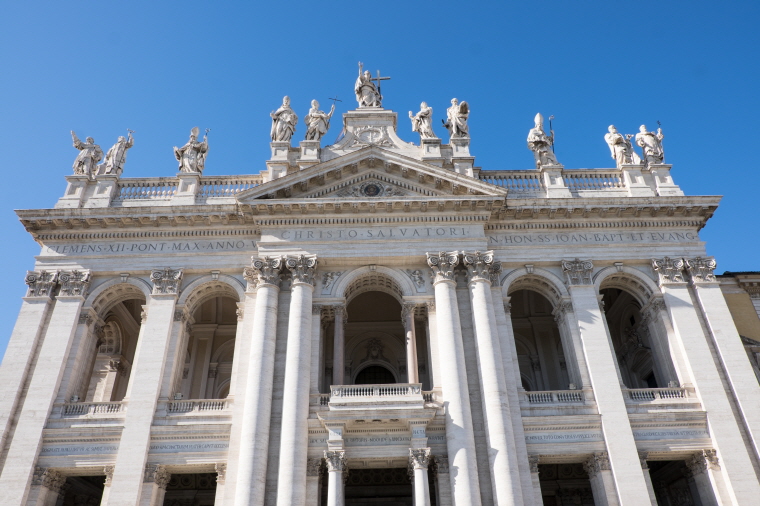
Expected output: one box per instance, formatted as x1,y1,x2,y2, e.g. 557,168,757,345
1,95,760,506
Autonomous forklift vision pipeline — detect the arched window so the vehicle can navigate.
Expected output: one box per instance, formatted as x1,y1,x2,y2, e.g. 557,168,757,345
355,365,396,385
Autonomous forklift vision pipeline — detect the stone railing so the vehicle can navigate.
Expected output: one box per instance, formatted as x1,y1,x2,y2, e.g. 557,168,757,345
57,401,126,417
310,393,330,407
113,178,179,203
521,390,586,405
624,387,689,402
479,168,639,198
165,399,230,414
197,176,262,202
328,383,425,410
479,171,544,197
563,169,625,195
112,175,261,206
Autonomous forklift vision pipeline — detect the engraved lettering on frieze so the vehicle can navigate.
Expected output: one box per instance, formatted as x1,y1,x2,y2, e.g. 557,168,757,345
215,463,227,484
427,251,460,284
250,256,283,287
561,259,593,286
25,270,58,298
324,451,347,472
652,257,685,284
285,254,318,286
307,458,324,476
150,268,183,295
59,270,91,297
45,240,257,256
488,230,699,246
685,256,717,283
321,271,343,294
462,251,500,285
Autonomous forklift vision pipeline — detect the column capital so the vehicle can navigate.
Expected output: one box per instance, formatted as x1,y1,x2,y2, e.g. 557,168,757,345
561,259,594,286
401,302,419,320
583,451,610,479
651,257,685,285
433,455,449,474
215,463,227,484
552,300,573,324
638,451,649,470
150,268,183,295
247,256,283,289
285,254,318,286
528,455,540,473
426,251,460,284
59,269,92,297
685,256,717,284
462,250,501,285
641,296,667,320
686,449,720,477
307,458,324,476
409,448,431,469
424,300,436,312
144,464,171,489
25,270,58,298
32,467,66,492
103,465,115,486
324,450,347,472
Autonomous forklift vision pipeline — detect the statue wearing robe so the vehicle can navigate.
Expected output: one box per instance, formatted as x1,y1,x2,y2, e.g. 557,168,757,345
354,70,382,107
444,99,469,139
103,132,134,175
304,100,335,141
527,113,560,168
71,131,103,178
635,125,665,164
174,127,209,173
270,96,298,142
604,125,640,168
409,102,436,140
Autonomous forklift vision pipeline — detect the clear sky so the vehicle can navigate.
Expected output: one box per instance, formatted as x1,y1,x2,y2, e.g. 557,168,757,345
1,1,758,360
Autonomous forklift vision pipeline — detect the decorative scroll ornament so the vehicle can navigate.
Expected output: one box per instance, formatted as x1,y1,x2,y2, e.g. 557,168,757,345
462,250,500,284
243,267,258,292
250,256,283,287
150,268,183,295
59,270,92,297
409,448,431,469
685,257,717,283
651,257,685,284
25,270,58,298
324,451,347,472
561,259,594,286
215,463,227,483
144,464,171,489
427,251,460,284
285,254,318,286
583,452,611,478
306,458,324,476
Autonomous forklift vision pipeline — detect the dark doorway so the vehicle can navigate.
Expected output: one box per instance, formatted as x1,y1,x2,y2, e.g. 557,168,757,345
355,365,396,385
163,472,217,505
537,463,594,505
60,476,105,506
648,460,703,505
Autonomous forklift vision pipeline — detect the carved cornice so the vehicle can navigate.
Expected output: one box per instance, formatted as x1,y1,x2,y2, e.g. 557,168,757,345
427,251,459,284
462,250,500,285
651,257,685,284
250,256,283,287
685,256,717,284
324,451,347,472
150,268,183,295
409,448,431,470
144,464,171,489
59,270,91,297
561,259,593,286
25,270,58,298
285,254,318,286
583,452,610,478
307,458,324,476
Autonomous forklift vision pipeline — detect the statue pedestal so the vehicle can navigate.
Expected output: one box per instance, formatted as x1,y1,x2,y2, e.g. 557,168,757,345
420,138,443,167
270,141,291,161
621,164,655,197
266,141,293,182
646,164,683,196
55,175,92,209
298,140,320,170
84,174,120,208
539,164,572,198
450,137,474,176
172,172,201,205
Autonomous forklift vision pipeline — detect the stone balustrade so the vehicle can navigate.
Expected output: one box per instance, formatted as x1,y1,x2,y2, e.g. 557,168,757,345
112,175,262,207
522,390,586,404
56,401,126,417
165,399,230,414
624,387,689,402
112,178,179,203
328,383,425,410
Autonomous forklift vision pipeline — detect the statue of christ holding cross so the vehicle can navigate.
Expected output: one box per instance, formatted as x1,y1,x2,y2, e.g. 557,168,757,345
354,62,389,108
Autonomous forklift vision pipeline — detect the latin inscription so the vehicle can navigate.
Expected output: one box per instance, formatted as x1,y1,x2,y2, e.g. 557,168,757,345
526,433,604,443
41,445,119,454
43,240,257,256
267,226,473,242
489,230,699,246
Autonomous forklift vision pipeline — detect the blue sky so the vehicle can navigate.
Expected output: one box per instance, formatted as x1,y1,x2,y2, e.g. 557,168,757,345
1,1,758,360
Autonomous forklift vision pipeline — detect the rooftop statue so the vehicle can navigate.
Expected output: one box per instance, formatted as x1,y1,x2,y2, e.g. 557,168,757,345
354,62,383,108
636,125,665,165
70,131,103,178
103,130,134,175
174,127,209,173
604,125,640,168
527,113,560,168
443,98,469,139
270,96,298,142
304,100,335,142
409,102,437,140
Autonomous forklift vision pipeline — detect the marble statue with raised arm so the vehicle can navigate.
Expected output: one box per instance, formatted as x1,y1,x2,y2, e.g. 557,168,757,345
103,131,134,175
174,127,209,173
443,98,469,139
304,100,335,141
270,96,298,142
604,125,640,168
635,124,665,164
409,102,437,140
527,113,560,168
71,131,104,178
354,64,382,107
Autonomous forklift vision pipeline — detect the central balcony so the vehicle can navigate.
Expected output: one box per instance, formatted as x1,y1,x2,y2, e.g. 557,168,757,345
327,383,426,411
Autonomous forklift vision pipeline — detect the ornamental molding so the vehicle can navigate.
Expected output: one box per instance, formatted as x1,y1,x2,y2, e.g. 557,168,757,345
285,254,318,286
324,450,347,472
685,256,717,284
59,270,91,297
462,250,501,285
250,256,283,287
583,452,610,478
651,257,685,284
150,268,183,295
427,251,460,284
25,270,58,298
561,259,593,286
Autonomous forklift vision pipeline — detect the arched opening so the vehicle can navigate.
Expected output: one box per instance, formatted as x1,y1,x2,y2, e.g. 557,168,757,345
355,365,397,384
509,289,570,391
180,295,238,399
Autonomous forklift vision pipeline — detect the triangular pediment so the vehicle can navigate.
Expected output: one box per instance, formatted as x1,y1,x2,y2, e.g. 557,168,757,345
235,146,506,203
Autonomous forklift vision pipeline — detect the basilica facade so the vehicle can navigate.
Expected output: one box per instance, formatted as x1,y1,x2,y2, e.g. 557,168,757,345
1,78,760,506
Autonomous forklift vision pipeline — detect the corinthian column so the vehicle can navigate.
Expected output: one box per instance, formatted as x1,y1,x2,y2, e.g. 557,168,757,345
233,256,284,506
410,448,432,506
324,451,347,506
462,251,523,506
402,302,420,383
277,254,318,506
426,251,482,506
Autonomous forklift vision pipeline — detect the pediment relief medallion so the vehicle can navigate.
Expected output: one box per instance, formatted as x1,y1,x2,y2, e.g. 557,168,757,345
346,126,396,149
334,179,406,198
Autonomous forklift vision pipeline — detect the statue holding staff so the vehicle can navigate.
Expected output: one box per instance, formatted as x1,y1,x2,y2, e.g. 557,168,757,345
270,96,298,142
604,125,640,168
174,127,209,173
409,102,437,140
103,130,134,175
635,124,665,164
71,131,103,178
354,62,382,108
304,100,335,141
527,113,560,168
